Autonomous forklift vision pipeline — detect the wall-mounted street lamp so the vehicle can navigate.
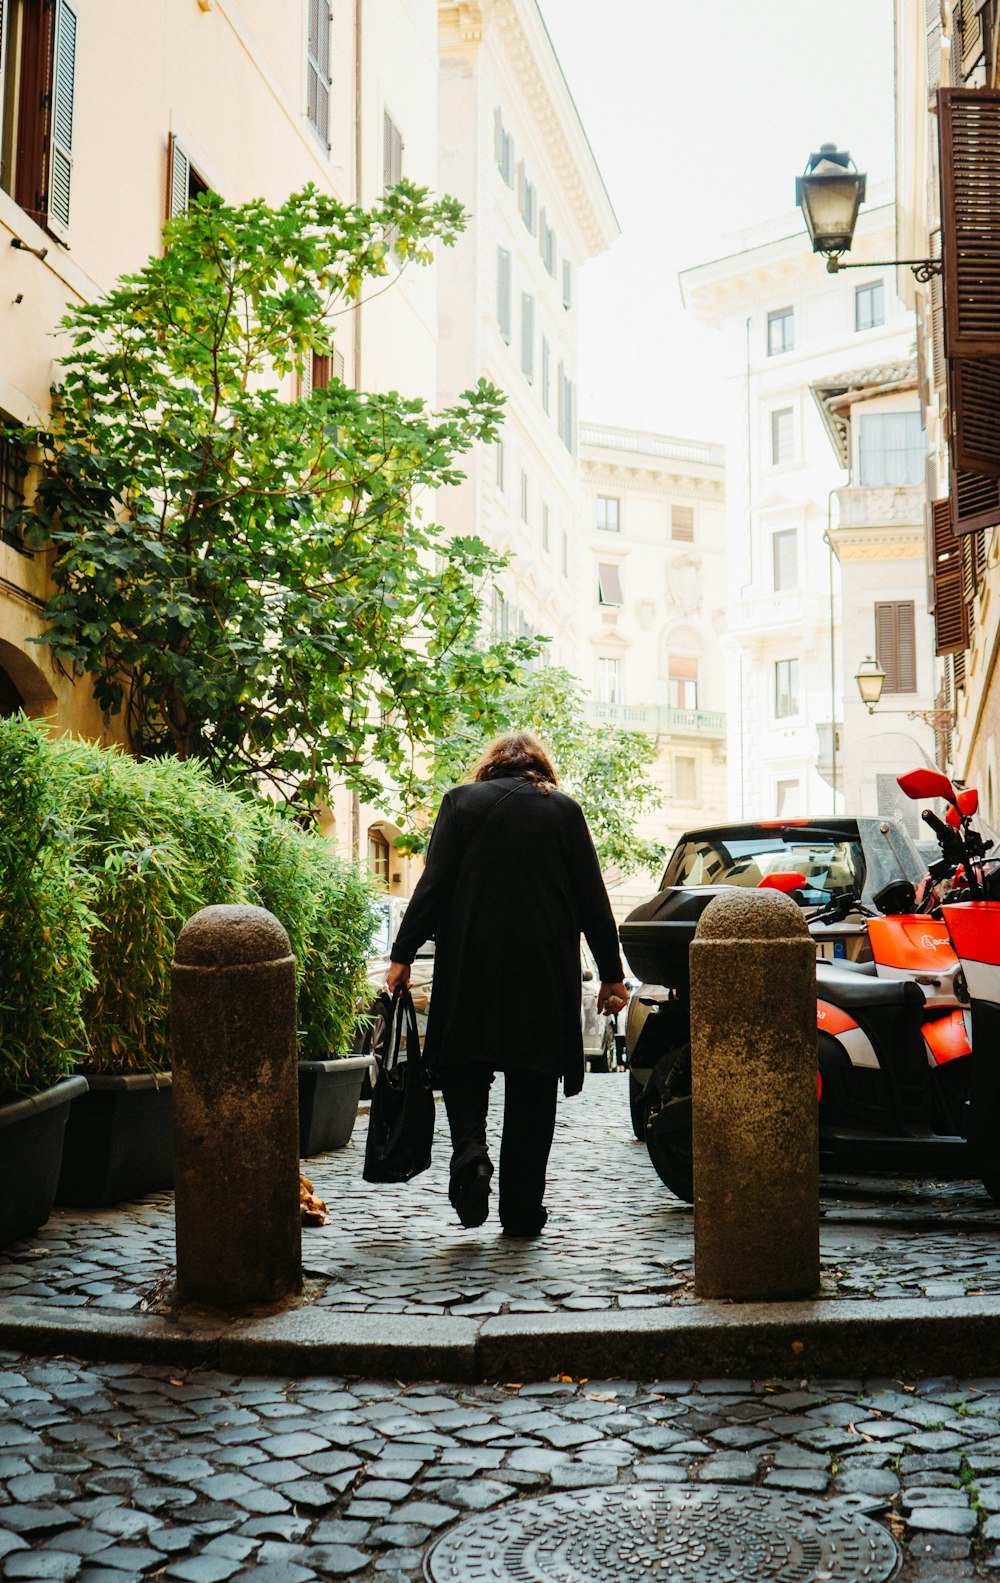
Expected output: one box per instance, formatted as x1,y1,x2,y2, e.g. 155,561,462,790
854,656,955,733
796,146,942,281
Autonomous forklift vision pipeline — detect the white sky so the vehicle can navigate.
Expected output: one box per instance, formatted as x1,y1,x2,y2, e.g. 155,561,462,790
536,0,897,441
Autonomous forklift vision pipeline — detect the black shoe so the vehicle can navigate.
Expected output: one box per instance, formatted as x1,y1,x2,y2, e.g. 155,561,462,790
454,1161,492,1228
501,1210,546,1239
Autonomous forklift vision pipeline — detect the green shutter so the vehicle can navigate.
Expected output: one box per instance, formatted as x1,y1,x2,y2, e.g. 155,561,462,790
48,0,77,234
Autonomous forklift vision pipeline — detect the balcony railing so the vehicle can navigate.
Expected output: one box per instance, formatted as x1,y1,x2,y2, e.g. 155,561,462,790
586,700,726,737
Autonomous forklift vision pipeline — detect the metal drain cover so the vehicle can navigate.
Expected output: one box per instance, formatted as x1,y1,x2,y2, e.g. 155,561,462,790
423,1484,901,1583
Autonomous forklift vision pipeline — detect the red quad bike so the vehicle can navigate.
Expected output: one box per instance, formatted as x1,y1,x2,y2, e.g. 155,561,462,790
621,787,997,1204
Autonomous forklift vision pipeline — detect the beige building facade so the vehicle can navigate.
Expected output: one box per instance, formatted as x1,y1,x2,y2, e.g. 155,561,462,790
578,422,727,914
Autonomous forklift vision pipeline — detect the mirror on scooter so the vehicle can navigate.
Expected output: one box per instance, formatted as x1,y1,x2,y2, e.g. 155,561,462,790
758,872,807,893
873,878,917,915
898,767,958,806
958,788,979,817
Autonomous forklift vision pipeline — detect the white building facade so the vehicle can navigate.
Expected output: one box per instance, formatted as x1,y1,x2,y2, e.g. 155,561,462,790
681,201,936,821
578,423,727,912
436,0,619,669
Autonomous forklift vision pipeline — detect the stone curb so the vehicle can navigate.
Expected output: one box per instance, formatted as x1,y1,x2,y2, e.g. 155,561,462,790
4,1294,1000,1382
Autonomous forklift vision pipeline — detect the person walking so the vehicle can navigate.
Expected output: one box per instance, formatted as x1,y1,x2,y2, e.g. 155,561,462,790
386,731,628,1238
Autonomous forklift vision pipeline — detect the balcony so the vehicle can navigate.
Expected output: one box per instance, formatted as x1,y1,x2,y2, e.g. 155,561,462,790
727,590,826,641
586,701,726,737
834,484,924,530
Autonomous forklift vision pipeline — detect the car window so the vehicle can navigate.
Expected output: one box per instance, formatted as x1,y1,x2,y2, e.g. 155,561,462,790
661,834,864,903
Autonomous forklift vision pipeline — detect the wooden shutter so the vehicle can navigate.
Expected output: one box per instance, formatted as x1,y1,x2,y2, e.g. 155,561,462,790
932,496,969,652
951,462,1000,533
167,133,191,220
951,355,1000,476
929,228,947,389
938,89,1000,359
956,0,985,80
875,601,917,693
46,0,75,233
954,647,967,689
13,0,51,224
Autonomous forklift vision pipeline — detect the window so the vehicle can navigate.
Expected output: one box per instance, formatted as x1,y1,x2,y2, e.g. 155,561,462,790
596,496,620,533
875,600,917,693
541,338,551,414
540,212,556,276
674,756,697,802
495,439,505,492
771,407,794,466
671,505,694,542
494,108,514,186
520,470,529,523
767,307,794,356
598,563,623,605
562,259,572,310
299,348,341,398
0,424,28,550
542,502,550,551
0,0,78,233
496,248,512,343
596,657,622,704
307,0,332,148
367,827,390,887
857,411,925,486
775,779,801,817
383,112,403,189
557,364,575,453
855,280,885,332
518,165,537,234
668,656,698,710
772,528,798,591
774,658,800,719
168,136,210,218
520,293,535,382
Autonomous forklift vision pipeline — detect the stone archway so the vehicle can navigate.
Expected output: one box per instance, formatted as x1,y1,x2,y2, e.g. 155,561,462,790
0,639,57,720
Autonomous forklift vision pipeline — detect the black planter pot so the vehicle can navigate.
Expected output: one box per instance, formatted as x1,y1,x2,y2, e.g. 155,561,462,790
0,1076,89,1248
56,1072,173,1208
298,1056,373,1157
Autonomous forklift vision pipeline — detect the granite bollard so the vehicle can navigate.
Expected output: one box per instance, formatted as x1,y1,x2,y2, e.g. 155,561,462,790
689,888,819,1301
171,904,301,1307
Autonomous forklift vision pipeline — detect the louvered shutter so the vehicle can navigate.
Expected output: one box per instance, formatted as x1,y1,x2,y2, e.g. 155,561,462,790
927,0,943,90
875,602,899,691
954,647,967,689
0,1,6,103
307,0,331,147
957,0,985,80
167,134,191,219
951,463,1000,533
929,229,946,388
932,497,969,653
951,356,1000,476
938,89,1000,359
46,0,76,235
383,113,403,188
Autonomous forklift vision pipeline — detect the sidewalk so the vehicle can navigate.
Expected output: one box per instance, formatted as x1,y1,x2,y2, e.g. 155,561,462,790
2,1076,1000,1380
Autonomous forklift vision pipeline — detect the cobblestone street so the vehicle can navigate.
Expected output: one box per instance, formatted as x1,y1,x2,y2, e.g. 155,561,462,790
4,1356,1000,1580
2,1079,1000,1321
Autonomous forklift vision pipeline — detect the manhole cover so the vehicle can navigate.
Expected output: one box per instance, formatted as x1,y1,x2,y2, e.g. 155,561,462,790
423,1484,900,1583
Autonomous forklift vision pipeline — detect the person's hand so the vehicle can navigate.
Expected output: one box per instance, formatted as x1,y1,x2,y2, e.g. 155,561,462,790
386,960,411,994
598,981,629,1016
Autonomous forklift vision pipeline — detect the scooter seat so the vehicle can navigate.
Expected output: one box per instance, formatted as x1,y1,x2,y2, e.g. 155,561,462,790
817,961,925,1009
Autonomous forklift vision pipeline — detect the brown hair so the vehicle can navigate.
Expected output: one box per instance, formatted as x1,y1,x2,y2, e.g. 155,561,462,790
471,731,558,792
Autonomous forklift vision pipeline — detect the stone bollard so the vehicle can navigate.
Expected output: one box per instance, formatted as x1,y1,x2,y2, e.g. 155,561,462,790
689,888,818,1301
171,904,301,1307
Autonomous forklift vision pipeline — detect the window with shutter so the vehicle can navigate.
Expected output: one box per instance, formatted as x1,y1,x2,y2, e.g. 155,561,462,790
951,464,1000,535
938,89,1000,359
951,357,1000,478
562,259,572,310
0,0,76,234
167,134,209,220
956,0,985,79
520,293,534,382
597,563,623,606
383,112,403,188
927,0,944,90
931,496,969,653
671,504,695,542
307,0,332,148
496,248,512,343
875,601,917,693
954,646,967,690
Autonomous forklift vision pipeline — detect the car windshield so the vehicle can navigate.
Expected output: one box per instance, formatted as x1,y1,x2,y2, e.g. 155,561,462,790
661,833,863,905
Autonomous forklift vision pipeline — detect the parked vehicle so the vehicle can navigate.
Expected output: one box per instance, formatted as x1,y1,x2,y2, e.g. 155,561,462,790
619,809,989,1197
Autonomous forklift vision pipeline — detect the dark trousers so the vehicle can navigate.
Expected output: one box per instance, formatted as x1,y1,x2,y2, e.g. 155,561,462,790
440,1066,559,1233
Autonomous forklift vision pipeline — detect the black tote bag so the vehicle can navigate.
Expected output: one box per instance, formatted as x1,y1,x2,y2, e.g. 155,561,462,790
363,984,435,1183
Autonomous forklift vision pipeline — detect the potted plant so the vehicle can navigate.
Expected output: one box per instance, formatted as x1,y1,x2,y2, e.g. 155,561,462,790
51,742,251,1207
251,810,379,1156
0,718,92,1246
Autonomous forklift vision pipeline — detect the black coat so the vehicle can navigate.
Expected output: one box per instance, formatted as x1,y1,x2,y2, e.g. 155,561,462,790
390,776,624,1096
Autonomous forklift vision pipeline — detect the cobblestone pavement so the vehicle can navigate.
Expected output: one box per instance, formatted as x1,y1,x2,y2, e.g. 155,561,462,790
4,1355,1000,1580
2,1078,1000,1321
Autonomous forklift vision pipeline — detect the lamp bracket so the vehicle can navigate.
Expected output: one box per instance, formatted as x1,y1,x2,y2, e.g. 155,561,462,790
825,253,942,282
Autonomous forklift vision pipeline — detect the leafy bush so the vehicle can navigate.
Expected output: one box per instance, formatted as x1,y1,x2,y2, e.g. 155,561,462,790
0,717,97,1101
249,808,380,1060
0,719,379,1091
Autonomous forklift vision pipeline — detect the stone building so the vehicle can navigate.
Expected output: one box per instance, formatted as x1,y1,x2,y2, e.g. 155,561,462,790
681,200,935,820
578,422,727,913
